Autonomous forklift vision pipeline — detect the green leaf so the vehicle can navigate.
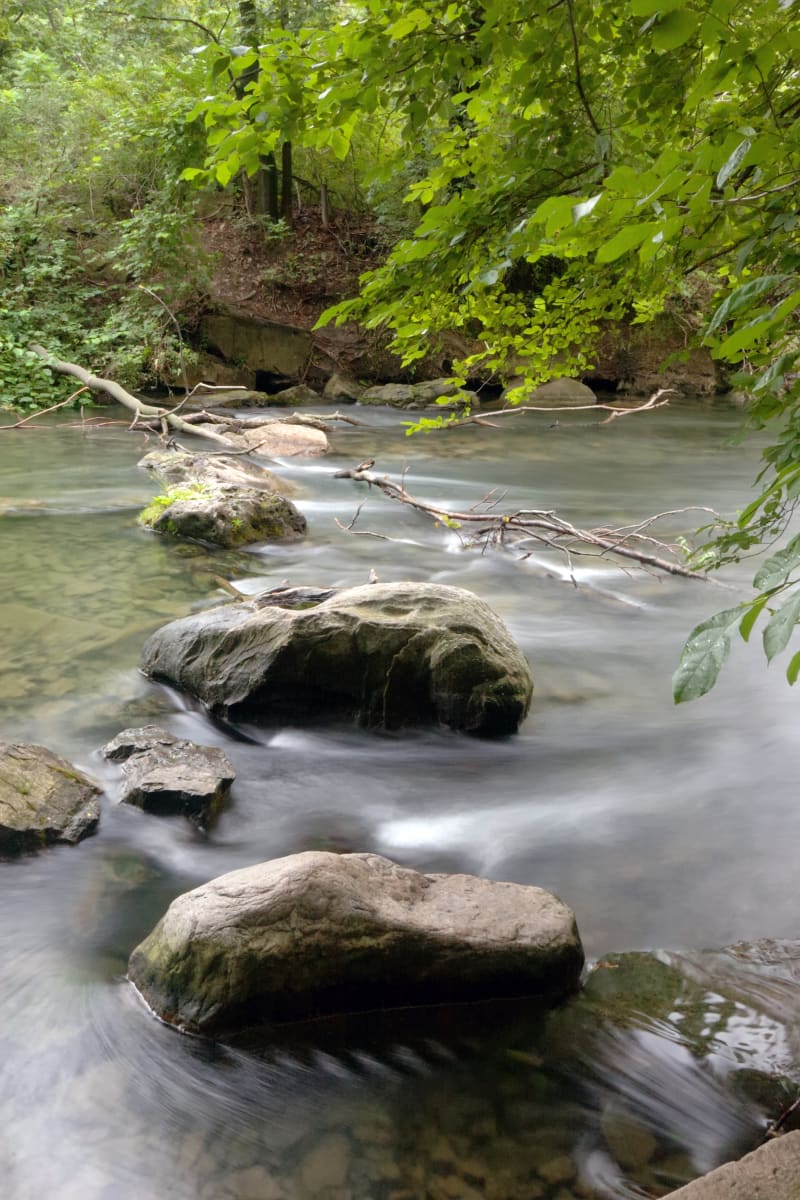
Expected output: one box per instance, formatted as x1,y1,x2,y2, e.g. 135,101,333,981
787,651,800,685
596,222,659,263
673,607,742,703
705,275,788,337
716,139,751,188
763,591,800,661
631,0,688,12
738,595,768,642
753,532,800,590
572,194,602,223
215,160,233,187
652,9,698,50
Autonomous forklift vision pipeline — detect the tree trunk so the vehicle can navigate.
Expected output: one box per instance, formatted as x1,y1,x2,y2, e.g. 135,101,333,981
281,141,293,223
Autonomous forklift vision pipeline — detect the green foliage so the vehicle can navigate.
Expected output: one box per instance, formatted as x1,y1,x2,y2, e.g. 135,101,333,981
0,2,214,410
184,0,800,699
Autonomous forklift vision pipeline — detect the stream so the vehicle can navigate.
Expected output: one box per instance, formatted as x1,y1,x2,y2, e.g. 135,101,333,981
1,398,800,1200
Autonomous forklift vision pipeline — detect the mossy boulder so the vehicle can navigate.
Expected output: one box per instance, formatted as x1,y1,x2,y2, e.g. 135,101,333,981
0,743,101,855
139,581,533,735
128,850,584,1035
137,449,306,548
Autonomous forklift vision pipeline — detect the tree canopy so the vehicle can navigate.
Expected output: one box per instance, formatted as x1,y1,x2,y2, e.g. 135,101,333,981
183,0,800,698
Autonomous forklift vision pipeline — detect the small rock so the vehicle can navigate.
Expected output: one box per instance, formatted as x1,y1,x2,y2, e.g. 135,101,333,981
299,1133,351,1192
196,422,328,457
538,1155,576,1185
102,725,235,824
430,1175,483,1200
270,383,323,406
602,1108,658,1171
323,373,363,403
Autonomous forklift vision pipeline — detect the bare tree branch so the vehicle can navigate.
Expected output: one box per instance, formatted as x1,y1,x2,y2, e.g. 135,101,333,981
448,388,674,430
334,466,712,581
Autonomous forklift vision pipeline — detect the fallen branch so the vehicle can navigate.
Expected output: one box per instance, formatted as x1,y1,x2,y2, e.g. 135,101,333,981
28,345,237,448
447,387,674,429
0,387,89,430
334,466,714,581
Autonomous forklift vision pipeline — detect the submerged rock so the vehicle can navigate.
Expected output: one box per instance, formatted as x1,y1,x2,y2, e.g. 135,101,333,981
128,850,584,1035
0,743,100,855
138,449,306,548
102,725,235,824
359,379,479,410
139,580,533,735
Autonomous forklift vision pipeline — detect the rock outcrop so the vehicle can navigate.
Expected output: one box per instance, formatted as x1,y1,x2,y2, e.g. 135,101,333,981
102,725,235,824
128,851,584,1034
139,581,533,736
138,448,306,548
200,310,312,385
0,743,101,855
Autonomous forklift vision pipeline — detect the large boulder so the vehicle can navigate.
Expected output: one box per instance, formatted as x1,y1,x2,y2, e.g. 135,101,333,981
102,725,235,825
138,449,306,548
139,581,533,736
0,743,101,855
359,380,479,410
128,851,584,1035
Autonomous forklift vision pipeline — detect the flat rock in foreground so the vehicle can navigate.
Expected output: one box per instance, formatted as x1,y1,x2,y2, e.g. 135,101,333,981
663,1131,800,1199
102,725,235,824
0,743,101,855
139,581,533,736
128,851,584,1035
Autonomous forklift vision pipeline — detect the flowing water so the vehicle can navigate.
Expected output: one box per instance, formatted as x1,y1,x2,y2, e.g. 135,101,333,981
1,400,799,1200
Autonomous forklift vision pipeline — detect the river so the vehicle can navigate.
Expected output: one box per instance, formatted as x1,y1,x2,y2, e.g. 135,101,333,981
1,398,799,1199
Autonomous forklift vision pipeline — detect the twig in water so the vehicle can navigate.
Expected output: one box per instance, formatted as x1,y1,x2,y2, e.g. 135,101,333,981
0,387,89,430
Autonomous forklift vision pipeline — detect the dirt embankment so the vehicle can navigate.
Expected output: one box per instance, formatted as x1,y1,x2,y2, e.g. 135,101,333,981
195,212,724,397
